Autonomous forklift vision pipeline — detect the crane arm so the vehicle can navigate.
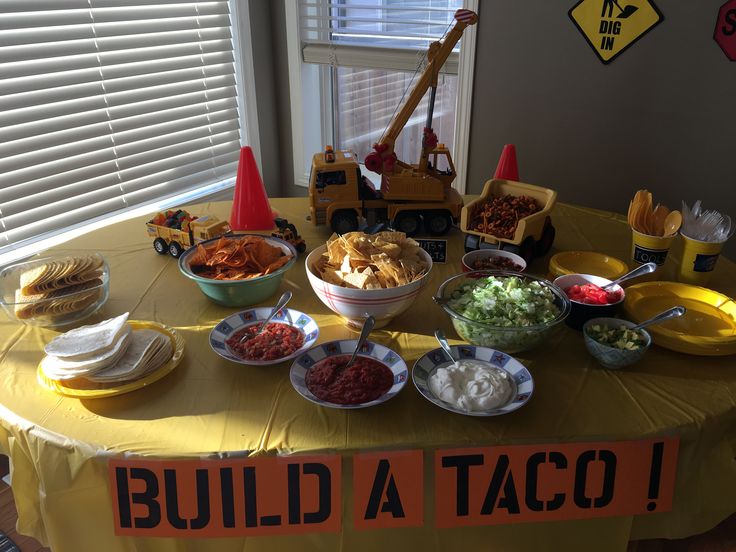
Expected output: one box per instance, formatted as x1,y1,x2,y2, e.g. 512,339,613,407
364,9,477,175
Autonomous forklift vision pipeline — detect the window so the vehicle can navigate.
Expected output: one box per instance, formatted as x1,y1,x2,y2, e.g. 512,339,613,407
0,0,248,261
316,170,347,188
286,0,477,191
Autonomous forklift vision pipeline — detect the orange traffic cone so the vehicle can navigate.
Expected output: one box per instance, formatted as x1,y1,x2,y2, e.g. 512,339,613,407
230,146,275,231
493,144,519,181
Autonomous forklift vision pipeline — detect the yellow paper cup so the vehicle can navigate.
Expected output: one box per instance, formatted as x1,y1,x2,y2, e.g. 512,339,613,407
630,229,674,276
678,234,726,285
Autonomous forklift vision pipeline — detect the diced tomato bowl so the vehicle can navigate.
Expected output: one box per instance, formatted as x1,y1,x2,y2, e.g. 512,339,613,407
553,274,625,330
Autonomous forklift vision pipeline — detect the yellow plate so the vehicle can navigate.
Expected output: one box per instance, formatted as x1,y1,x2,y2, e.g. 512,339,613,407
623,282,736,356
37,321,185,398
548,251,628,280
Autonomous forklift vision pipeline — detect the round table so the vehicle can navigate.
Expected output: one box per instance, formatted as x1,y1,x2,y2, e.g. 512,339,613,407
1,199,735,552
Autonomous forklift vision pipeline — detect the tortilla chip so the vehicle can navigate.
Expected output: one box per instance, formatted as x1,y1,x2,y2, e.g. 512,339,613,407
313,231,428,289
189,236,292,280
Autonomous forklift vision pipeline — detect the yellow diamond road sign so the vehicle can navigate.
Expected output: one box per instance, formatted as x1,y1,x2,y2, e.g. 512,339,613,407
569,0,663,63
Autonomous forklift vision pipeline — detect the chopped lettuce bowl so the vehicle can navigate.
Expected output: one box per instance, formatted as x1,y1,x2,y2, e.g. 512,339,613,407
434,271,571,353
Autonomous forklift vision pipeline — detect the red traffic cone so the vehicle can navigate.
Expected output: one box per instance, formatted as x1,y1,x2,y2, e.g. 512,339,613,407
493,144,519,181
230,146,275,231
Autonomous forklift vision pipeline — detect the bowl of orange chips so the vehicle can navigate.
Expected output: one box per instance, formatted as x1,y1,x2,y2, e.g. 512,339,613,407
305,231,432,329
178,235,297,307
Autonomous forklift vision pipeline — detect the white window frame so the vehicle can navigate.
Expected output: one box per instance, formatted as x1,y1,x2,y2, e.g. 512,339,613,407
285,0,478,193
230,0,263,171
0,0,258,267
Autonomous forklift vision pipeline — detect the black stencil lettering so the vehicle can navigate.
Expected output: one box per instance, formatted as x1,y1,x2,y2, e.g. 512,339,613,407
164,469,188,529
243,467,258,527
481,455,520,515
115,467,132,528
189,470,211,530
364,459,405,520
130,467,161,529
441,454,484,516
220,468,235,528
546,452,568,511
573,450,597,509
595,450,617,508
287,463,301,525
303,462,332,524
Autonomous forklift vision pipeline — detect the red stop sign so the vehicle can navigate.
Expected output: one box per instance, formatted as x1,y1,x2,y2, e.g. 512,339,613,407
715,0,736,60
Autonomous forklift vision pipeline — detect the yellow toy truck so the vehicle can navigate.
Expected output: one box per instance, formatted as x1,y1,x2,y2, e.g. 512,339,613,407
272,218,306,253
308,147,463,236
461,179,557,263
307,10,477,237
146,209,230,258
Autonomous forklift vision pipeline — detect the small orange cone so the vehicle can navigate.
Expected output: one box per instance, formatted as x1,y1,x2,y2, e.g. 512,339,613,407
493,144,519,181
230,146,275,231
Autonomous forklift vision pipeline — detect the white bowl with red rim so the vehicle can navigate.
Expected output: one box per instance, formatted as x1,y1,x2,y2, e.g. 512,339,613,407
305,244,433,329
461,249,527,273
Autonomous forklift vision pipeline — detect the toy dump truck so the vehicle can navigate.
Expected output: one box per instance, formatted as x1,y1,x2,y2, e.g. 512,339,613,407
146,210,230,258
307,10,477,237
461,179,557,263
272,218,306,253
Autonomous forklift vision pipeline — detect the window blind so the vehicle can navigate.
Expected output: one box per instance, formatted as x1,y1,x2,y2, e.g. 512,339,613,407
0,0,241,252
299,0,462,73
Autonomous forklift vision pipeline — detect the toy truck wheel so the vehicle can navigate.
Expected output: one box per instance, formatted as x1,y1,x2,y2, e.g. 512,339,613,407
297,242,306,253
168,241,184,258
518,236,536,264
331,210,359,234
424,211,453,236
535,217,555,257
393,212,422,236
153,238,168,255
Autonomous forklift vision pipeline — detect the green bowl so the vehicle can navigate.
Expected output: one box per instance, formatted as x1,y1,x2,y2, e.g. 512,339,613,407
178,235,297,307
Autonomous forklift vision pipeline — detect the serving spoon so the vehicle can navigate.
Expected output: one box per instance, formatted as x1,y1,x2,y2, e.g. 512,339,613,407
343,315,375,369
602,262,656,290
240,290,292,343
434,328,457,364
631,306,686,332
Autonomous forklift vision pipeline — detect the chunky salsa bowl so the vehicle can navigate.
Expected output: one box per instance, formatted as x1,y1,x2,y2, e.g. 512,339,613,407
290,339,408,409
209,307,319,366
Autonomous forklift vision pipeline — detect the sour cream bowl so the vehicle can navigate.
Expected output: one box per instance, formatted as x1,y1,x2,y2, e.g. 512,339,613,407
412,344,534,417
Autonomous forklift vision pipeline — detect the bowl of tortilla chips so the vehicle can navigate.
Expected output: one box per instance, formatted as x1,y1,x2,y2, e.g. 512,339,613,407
305,231,432,329
178,234,297,307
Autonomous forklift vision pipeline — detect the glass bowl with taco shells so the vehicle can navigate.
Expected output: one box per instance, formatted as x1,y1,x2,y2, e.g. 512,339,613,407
0,253,110,328
178,234,297,307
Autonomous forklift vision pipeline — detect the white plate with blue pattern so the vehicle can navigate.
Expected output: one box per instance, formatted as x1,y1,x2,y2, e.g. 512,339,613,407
413,345,534,416
289,339,408,409
209,308,319,366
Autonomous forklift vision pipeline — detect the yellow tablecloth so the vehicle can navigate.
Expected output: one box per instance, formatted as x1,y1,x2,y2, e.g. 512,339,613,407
1,199,735,552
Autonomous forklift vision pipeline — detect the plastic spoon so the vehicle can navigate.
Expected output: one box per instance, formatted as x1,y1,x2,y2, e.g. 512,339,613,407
663,211,682,237
652,204,669,236
631,306,686,332
343,315,375,369
602,262,656,290
240,290,292,343
434,328,457,364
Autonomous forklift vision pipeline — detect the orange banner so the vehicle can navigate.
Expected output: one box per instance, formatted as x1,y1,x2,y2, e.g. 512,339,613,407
109,455,341,537
434,438,679,528
353,450,424,530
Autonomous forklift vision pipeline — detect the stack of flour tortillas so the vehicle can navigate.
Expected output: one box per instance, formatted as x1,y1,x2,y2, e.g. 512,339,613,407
15,254,106,320
41,313,173,384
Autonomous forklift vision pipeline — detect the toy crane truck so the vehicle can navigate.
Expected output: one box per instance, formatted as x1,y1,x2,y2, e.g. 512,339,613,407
308,9,478,237
147,210,230,258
